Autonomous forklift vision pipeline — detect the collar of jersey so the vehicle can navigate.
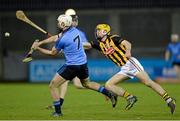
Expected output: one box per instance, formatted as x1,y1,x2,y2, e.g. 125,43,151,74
62,27,72,34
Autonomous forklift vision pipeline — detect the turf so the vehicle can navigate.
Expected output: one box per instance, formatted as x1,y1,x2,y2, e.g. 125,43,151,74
0,82,179,120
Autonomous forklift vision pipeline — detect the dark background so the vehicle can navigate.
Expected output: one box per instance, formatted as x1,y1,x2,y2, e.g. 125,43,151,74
0,0,180,80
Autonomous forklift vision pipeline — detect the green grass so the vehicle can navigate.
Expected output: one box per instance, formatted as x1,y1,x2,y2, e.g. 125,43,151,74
0,82,179,120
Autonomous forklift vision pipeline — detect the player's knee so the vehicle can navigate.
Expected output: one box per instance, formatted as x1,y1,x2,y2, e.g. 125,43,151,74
81,81,88,88
49,83,53,90
80,78,90,88
105,82,112,90
75,85,84,89
74,82,84,89
49,80,56,89
82,82,89,88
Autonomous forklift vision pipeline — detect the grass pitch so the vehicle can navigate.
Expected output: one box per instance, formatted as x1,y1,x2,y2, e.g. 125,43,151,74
0,82,179,120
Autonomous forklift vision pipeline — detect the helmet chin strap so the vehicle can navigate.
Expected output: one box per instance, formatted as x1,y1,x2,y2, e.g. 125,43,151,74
101,36,107,42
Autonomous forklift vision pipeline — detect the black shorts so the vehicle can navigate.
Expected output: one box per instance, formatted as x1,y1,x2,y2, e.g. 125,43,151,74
172,62,180,66
57,63,89,80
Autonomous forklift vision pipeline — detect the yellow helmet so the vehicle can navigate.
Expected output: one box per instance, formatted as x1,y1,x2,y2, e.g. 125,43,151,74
96,24,111,34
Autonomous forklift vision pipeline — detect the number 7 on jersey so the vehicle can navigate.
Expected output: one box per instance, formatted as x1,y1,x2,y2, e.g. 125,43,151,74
73,35,80,50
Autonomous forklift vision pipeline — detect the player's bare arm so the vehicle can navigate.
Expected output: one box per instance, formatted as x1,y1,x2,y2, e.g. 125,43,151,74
83,42,92,49
121,40,132,58
165,50,170,61
38,35,59,46
36,46,58,56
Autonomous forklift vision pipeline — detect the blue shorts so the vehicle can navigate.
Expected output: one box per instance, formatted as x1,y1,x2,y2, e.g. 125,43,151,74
57,63,89,80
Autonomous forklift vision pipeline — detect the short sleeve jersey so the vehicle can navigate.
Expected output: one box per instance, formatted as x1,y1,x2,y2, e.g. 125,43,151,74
166,42,180,63
55,27,87,65
90,35,128,67
76,28,88,42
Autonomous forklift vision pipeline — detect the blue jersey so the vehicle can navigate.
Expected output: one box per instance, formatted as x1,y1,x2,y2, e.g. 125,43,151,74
55,27,87,65
77,28,88,42
166,42,180,63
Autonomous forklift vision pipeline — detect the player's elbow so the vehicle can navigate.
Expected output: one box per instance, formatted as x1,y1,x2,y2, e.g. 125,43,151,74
50,52,56,56
122,40,131,47
105,82,112,90
49,50,58,56
126,40,131,48
83,42,92,49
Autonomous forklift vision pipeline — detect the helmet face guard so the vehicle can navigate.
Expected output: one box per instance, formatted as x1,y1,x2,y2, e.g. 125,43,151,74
95,29,105,40
95,29,100,40
95,24,111,40
71,15,78,22
57,14,72,30
69,15,78,27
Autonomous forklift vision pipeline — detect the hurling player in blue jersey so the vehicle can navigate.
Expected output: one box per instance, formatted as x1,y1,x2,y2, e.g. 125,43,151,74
32,14,117,117
46,9,89,110
157,34,180,83
165,34,180,79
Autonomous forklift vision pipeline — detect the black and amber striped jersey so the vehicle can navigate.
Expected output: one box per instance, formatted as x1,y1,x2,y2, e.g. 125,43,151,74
91,35,128,67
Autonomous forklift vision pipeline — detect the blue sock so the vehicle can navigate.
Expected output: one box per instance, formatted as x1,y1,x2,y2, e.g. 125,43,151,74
98,86,111,98
59,98,64,106
53,101,61,114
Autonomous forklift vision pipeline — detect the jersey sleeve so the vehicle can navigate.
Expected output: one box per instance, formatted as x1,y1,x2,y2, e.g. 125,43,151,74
55,38,64,52
80,31,88,42
90,40,101,51
166,44,171,52
112,35,124,46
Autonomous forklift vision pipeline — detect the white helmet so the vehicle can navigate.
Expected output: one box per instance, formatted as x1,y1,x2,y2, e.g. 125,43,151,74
65,9,76,16
57,14,72,29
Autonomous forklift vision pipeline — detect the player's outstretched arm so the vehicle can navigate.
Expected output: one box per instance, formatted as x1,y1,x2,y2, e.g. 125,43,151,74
165,50,170,61
83,42,92,49
121,40,132,58
36,46,58,56
38,35,59,46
